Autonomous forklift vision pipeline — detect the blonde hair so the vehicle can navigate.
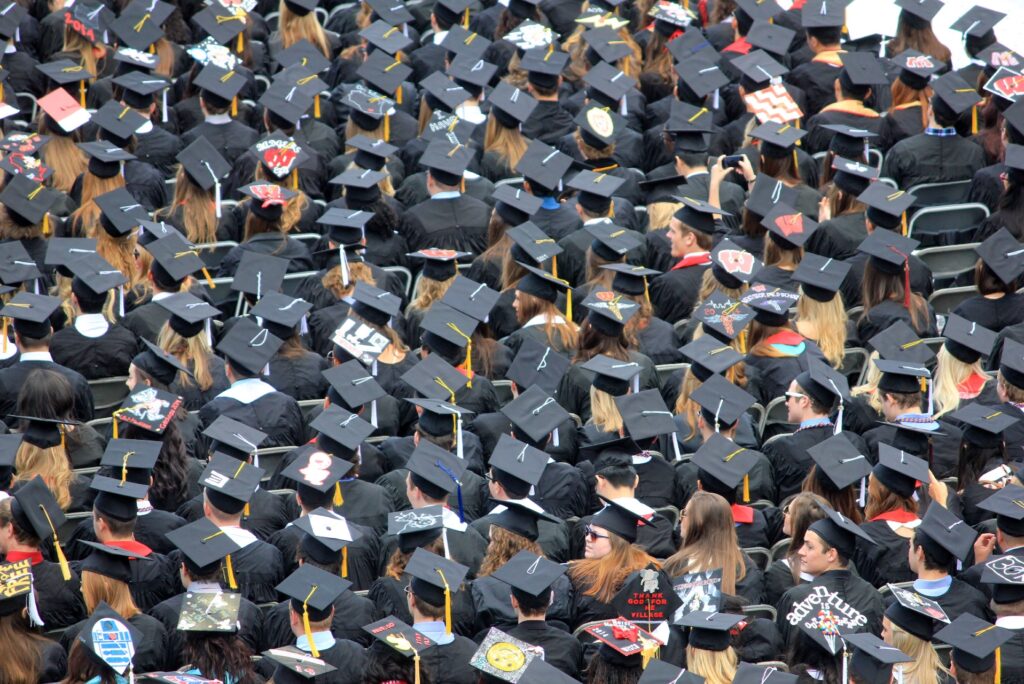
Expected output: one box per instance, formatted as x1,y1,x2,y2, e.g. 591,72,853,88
483,116,529,171
158,323,215,391
795,291,847,368
851,350,883,414
343,159,394,195
933,345,989,418
685,646,738,684
70,173,125,236
409,275,456,313
62,27,102,82
157,167,218,245
277,1,330,57
698,267,746,302
647,202,682,232
589,387,624,434
39,136,86,194
322,260,374,300
345,117,389,145
253,165,310,234
94,230,144,290
13,443,73,510
673,368,701,439
81,571,140,618
888,619,950,684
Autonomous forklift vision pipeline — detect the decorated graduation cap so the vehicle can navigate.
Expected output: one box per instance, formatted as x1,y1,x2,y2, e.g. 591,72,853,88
873,443,929,498
679,334,743,382
586,617,663,669
468,628,541,683
491,549,566,601
0,558,42,626
77,602,142,678
166,516,241,582
691,372,755,432
977,226,1024,285
216,317,284,376
982,554,1024,603
277,563,350,656
280,446,352,509
261,646,337,684
388,505,444,553
807,502,876,559
741,285,798,327
583,288,639,336
591,496,653,544
38,86,90,134
506,337,570,395
691,293,753,345
761,202,817,249
292,507,361,575
891,49,943,91
362,617,433,684
199,452,263,516
177,587,242,634
408,249,469,282
693,432,760,502
885,584,949,640
792,253,849,302
11,475,71,579
406,547,469,634
936,613,1014,676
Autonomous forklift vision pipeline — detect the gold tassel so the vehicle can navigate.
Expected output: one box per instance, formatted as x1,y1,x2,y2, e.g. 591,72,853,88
436,568,452,634
341,546,348,578
565,289,572,321
792,149,799,174
919,377,927,393
446,323,473,388
201,267,216,288
383,114,390,142
302,587,320,657
2,317,7,353
237,31,244,54
42,214,49,236
39,505,70,580
551,256,557,279
738,329,748,354
243,502,250,518
79,81,86,108
901,212,907,236
291,169,299,190
743,474,750,503
414,653,421,684
149,44,155,54
231,97,238,116
225,552,237,589
972,105,978,135
996,646,1001,684
314,94,321,119
395,86,402,105
643,276,650,305
112,417,119,439
333,482,343,507
0,83,5,102
462,8,469,28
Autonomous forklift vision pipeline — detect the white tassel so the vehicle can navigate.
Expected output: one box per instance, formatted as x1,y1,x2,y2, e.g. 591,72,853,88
26,574,43,627
205,319,212,346
253,451,259,469
671,432,681,461
161,88,168,123
859,477,866,508
370,400,378,427
551,428,559,447
300,314,308,335
340,246,350,286
214,180,222,218
263,363,270,376
33,279,39,295
118,285,125,317
631,375,639,393
619,97,627,116
442,528,451,559
712,89,720,110
371,360,378,377
455,415,463,460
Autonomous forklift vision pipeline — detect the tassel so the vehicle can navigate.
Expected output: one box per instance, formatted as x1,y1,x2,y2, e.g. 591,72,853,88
291,169,299,190
901,212,907,236
792,149,799,175
243,502,250,518
42,214,49,236
118,286,125,317
395,86,402,105
370,400,378,426
2,318,7,353
446,322,473,388
149,44,155,54
53,537,70,581
237,31,243,54
340,247,350,286
643,276,650,305
565,288,572,321
314,94,321,119
743,474,750,503
462,8,469,28
996,646,1001,684
201,267,216,288
162,89,168,123
79,81,86,108
333,482,343,507
551,256,557,279
303,587,320,657
383,114,390,142
26,574,42,627
414,653,421,684
436,569,452,634
859,477,866,507
214,181,222,218
231,97,238,116
113,418,119,439
341,546,348,578
972,105,978,135
225,552,237,589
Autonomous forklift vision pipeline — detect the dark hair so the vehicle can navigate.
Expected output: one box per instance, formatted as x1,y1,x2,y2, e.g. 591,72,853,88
995,168,1024,239
957,441,1006,493
512,586,550,615
860,261,931,334
361,643,434,684
806,25,842,45
183,632,260,684
912,528,956,575
17,369,85,451
976,259,1016,295
94,509,135,538
585,651,641,684
120,415,190,511
675,151,707,169
72,282,107,313
62,639,117,684
348,196,400,241
597,464,637,489
575,319,630,363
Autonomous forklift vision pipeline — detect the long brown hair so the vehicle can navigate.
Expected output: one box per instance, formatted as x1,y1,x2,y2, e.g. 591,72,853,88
321,259,374,300
94,230,143,290
484,115,529,170
253,164,310,233
277,1,330,56
0,610,47,684
39,136,87,194
784,492,828,585
81,571,140,618
860,261,931,334
156,167,217,244
568,532,657,603
864,475,918,521
888,79,931,130
514,290,578,350
887,13,952,65
801,467,862,524
62,27,103,82
747,320,802,359
409,275,456,313
663,491,746,594
385,535,445,579
69,173,125,236
158,323,215,391
479,525,543,576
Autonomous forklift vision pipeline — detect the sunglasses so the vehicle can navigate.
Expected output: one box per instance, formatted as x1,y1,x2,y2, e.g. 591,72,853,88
585,525,609,541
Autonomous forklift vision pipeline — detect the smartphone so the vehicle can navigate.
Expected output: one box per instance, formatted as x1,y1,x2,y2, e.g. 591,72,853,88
722,155,744,169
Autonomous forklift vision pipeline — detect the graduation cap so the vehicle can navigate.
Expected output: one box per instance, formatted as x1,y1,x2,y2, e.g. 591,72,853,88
261,646,337,684
951,5,1004,39
36,59,93,106
580,354,642,397
500,384,570,445
506,221,561,267
238,181,297,225
867,321,934,365
574,105,624,150
440,275,499,324
941,313,995,364
693,432,760,502
155,291,220,339
113,71,170,117
406,548,468,633
321,361,385,415
586,618,663,668
1,292,57,339
275,39,331,74
488,81,537,130
506,337,570,395
166,516,241,584
193,2,249,43
176,588,242,634
277,564,349,655
362,616,433,684
261,82,318,130
895,0,942,22
0,558,40,626
800,0,845,27
361,19,413,55
440,24,491,60
45,238,96,279
63,0,110,43
431,0,471,27
419,301,477,369
77,603,141,676
1001,338,1024,389
487,432,546,494
10,476,71,579
733,663,797,684
691,293,753,344
858,182,915,231
346,135,396,173
0,1,26,40
489,498,560,542
388,505,444,553
747,20,794,58
250,291,312,338
885,584,949,640
831,156,878,197
419,139,471,185
808,434,871,494
931,71,983,122
292,507,361,570
807,502,876,559
317,207,372,249
145,233,209,287
874,358,931,399
857,228,918,279
841,632,912,683
98,438,160,496
873,443,929,498
490,548,566,601
816,124,876,160
603,263,659,298
582,288,639,335
79,141,135,179
981,554,1024,603
520,45,569,90
80,540,149,583
582,61,636,108
109,0,172,50
976,226,1024,285
664,101,713,155
0,174,57,227
468,628,542,682
569,171,625,215
67,252,127,300
761,203,817,249
675,610,744,651
446,55,496,94
515,264,572,319
112,386,183,439
740,285,798,327
400,353,468,404
310,404,375,459
613,389,674,443
890,49,943,91
647,0,693,29
504,20,551,50
192,63,246,109
916,499,977,565
38,87,90,133
420,71,469,114
733,49,788,91
675,56,729,101
637,661,702,684
582,26,633,64
750,120,806,159
838,51,886,93
691,373,757,431
175,136,230,197
795,358,849,416
199,451,263,517
94,187,146,238
951,401,1018,449
792,252,850,302
406,438,467,510
331,167,385,204
679,335,743,381
202,415,266,463
935,614,1014,675
745,173,798,220
795,600,852,656
357,50,411,98
591,496,653,544
515,139,572,194
216,317,283,376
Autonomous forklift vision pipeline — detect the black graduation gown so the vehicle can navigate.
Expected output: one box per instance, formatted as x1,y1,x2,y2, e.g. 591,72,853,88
168,534,284,603
753,266,797,292
376,522,489,579
401,195,491,255
276,638,367,684
134,124,183,177
763,427,869,502
66,540,180,612
649,261,709,324
521,100,575,145
265,351,330,400
123,300,172,344
785,53,844,117
62,612,168,672
506,620,583,678
856,299,938,343
635,317,684,365
503,323,575,360
181,121,259,178
776,569,885,645
805,104,884,154
765,558,803,608
470,510,571,563
744,338,828,407
877,103,927,152
368,576,478,636
804,211,867,261
69,507,186,557
176,487,293,542
467,411,580,469
840,250,934,309
149,590,263,655
470,574,574,635
266,517,381,590
952,294,1024,335
216,234,315,276
0,359,94,422
39,639,68,683
854,518,918,587
260,592,377,650
418,635,479,684
172,355,232,412
25,559,88,629
199,388,306,450
880,132,987,191
50,322,139,379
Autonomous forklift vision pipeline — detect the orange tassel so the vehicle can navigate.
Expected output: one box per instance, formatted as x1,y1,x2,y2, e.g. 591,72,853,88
395,86,402,105
291,169,299,190
551,256,558,279
225,553,237,589
237,31,244,54
743,474,750,502
972,105,978,135
383,114,390,142
201,267,215,288
341,546,348,578
231,97,238,116
42,214,49,236
314,94,321,119
2,318,7,354
901,212,908,236
79,81,86,108
333,482,343,507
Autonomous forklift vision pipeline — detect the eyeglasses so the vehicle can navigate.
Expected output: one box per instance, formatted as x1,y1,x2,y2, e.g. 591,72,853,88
585,525,609,541
784,391,806,401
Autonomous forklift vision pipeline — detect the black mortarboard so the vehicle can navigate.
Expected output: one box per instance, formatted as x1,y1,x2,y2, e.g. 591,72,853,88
420,71,469,113
516,140,572,193
0,174,57,226
68,252,126,299
591,496,652,543
155,292,219,338
419,139,471,185
347,135,396,172
276,39,331,74
679,335,743,381
665,101,713,155
310,405,375,457
795,358,849,411
693,432,760,497
858,182,915,230
1,293,58,338
506,221,562,265
45,238,96,278
77,603,141,676
250,291,312,337
357,50,411,97
262,646,337,684
216,318,282,376
574,105,624,149
109,0,171,50
317,207,373,247
506,338,570,394
405,438,466,496
580,354,641,396
639,661,702,684
735,0,781,21
37,59,93,87
733,49,788,91
935,614,1014,674
440,275,499,324
604,263,659,297
401,352,468,403
584,222,638,263
918,500,977,563
570,172,625,215
260,83,317,129
613,389,674,442
10,476,70,577
407,398,473,444
0,243,39,288
942,313,995,364
874,358,931,395
801,0,845,27
761,202,818,248
488,81,537,128
873,443,929,498
331,167,386,204
977,226,1024,285
113,71,170,111
746,20,795,57
857,229,918,275
80,540,147,583
491,549,565,598
420,301,477,363
845,632,912,683
868,320,935,363
692,293,753,343
582,61,636,107
322,360,385,413
831,156,878,196
808,434,871,491
515,262,571,305
447,55,497,93
489,432,548,494
199,452,263,515
13,415,77,450
951,402,1018,449
951,5,1004,38
750,120,806,157
0,1,26,40
896,0,942,22
675,611,745,651
1001,339,1024,388
94,187,147,237
406,546,469,608
500,384,570,444
675,56,729,100
885,584,949,640
807,503,876,559
145,232,206,284
932,71,983,120
440,25,491,60
691,373,757,430
79,141,135,179
361,19,413,55
98,438,160,486
489,498,559,541
733,664,797,684
839,51,886,89
167,517,240,574
792,252,850,301
582,26,632,64
176,136,231,191
291,507,360,565
674,195,727,235
202,415,266,461
745,173,798,219
192,62,246,104
277,563,350,624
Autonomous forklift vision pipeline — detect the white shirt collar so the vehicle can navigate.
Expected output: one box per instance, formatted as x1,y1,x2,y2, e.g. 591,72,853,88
136,119,154,134
686,170,709,178
205,113,232,125
523,313,566,328
152,291,174,301
19,351,53,362
217,377,277,404
432,29,448,45
74,313,110,338
3,43,14,54
996,616,1024,629
431,190,462,200
584,217,612,226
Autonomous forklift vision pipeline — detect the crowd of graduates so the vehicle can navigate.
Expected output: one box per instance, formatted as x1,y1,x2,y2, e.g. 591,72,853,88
4,0,1024,681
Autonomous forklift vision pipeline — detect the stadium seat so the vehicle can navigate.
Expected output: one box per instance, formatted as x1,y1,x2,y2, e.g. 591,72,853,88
913,242,980,289
770,538,791,561
381,266,414,297
88,376,130,418
743,547,771,571
928,286,977,316
196,241,239,271
907,179,973,208
840,347,869,386
907,203,989,247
